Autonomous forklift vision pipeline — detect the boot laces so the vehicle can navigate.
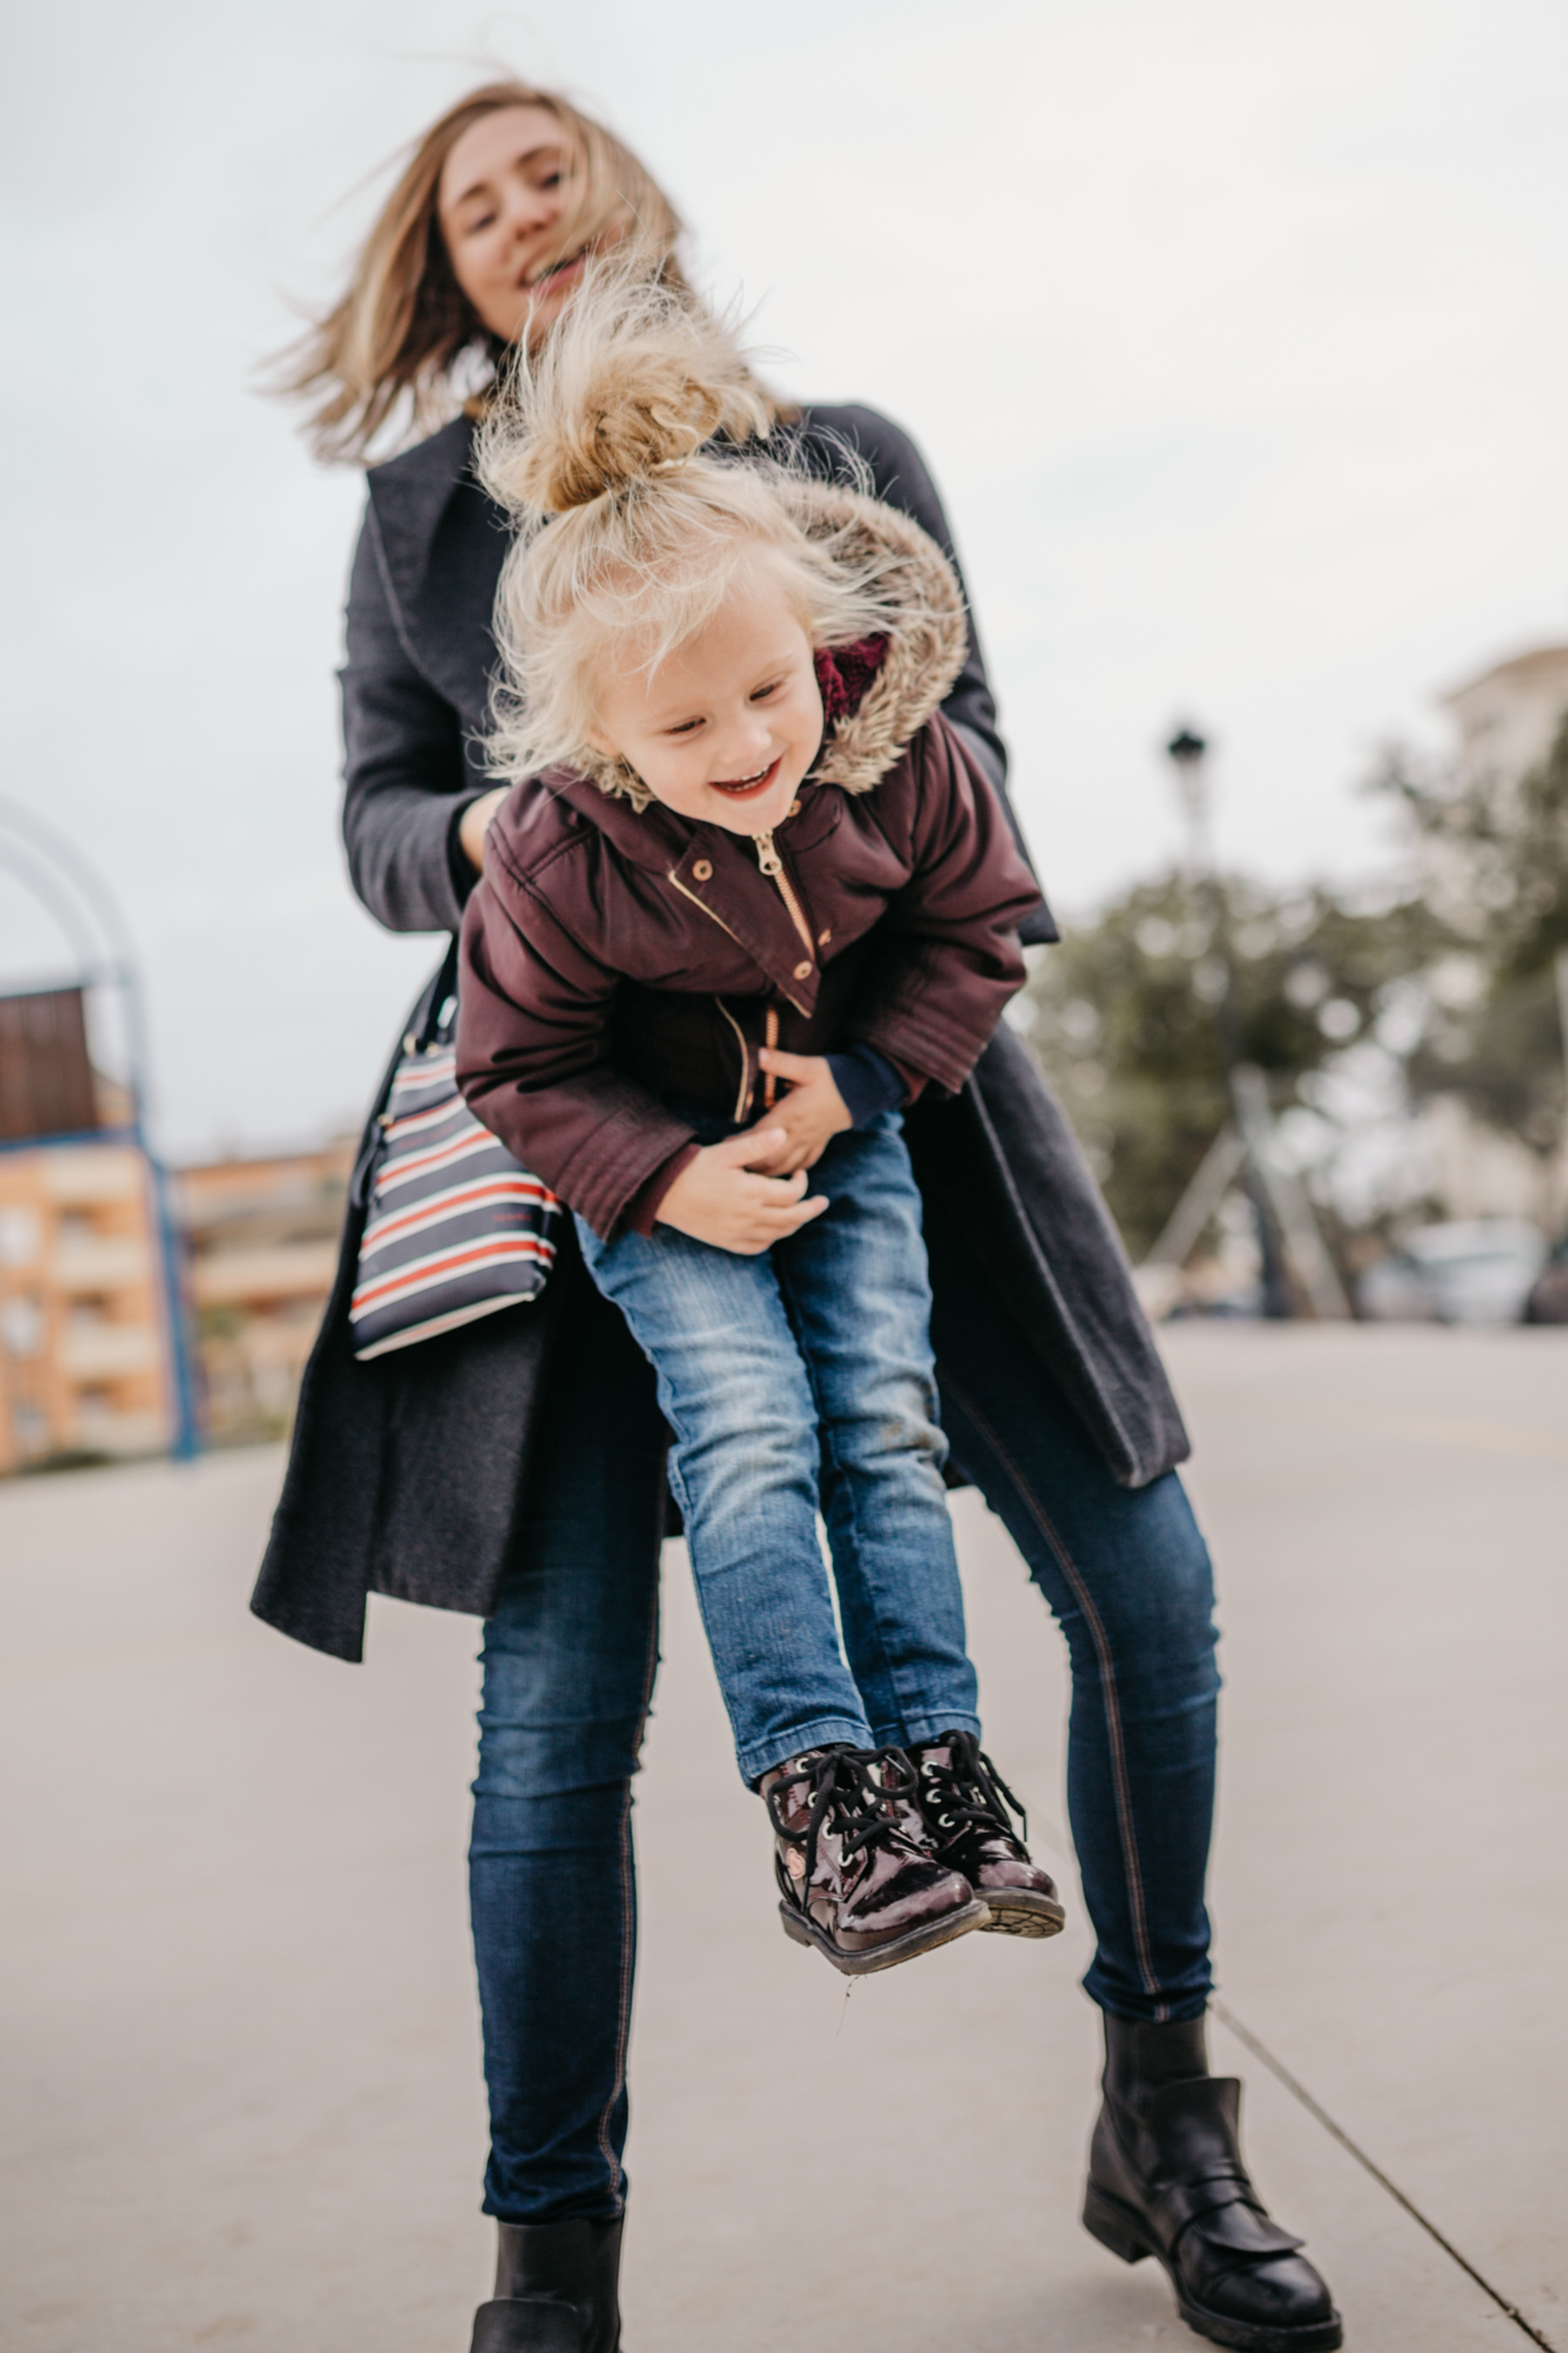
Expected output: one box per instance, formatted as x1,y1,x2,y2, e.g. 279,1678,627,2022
920,1730,1029,1850
766,1746,923,1891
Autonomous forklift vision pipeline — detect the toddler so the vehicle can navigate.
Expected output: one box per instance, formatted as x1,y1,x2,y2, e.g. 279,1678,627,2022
457,269,1063,1973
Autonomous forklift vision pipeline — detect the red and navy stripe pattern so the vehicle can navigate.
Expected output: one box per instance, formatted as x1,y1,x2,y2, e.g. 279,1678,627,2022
350,1045,558,1361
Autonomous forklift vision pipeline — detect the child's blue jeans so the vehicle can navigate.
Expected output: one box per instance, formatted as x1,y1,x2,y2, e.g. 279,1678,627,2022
573,1110,981,1785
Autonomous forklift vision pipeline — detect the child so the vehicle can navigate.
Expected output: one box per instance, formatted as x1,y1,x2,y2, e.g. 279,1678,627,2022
456,269,1063,1974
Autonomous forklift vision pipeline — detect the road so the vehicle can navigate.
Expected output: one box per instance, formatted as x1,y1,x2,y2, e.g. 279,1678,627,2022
2,1326,1565,2350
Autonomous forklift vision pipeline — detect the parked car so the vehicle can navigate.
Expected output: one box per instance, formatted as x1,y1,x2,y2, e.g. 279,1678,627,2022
1357,1220,1550,1327
1524,1235,1568,1324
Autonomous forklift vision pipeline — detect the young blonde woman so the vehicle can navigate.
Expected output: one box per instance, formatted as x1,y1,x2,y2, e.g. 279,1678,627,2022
255,80,1341,2353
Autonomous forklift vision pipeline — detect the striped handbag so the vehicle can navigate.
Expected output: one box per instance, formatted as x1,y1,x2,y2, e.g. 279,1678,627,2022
350,963,559,1362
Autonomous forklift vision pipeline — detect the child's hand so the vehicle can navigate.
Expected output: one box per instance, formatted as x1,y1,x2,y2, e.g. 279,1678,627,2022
458,786,510,870
746,1051,853,1174
656,1129,828,1255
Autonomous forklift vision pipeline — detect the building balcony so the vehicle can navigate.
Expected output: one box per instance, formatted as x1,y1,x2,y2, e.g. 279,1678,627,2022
51,1235,152,1291
57,1323,163,1378
39,1146,147,1206
192,1242,337,1308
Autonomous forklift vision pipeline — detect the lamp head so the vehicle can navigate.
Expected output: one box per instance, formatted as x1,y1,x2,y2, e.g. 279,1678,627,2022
1166,725,1208,767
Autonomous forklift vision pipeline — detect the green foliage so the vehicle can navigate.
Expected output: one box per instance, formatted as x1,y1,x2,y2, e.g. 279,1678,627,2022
1371,709,1568,1155
1021,871,1450,1257
1020,712,1568,1260
1406,968,1565,1153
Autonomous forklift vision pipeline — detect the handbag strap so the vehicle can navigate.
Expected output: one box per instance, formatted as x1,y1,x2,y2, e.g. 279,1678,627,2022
415,936,462,1052
350,936,462,1212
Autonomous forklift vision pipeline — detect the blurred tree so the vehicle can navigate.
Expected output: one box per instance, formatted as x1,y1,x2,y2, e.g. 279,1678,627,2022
1371,709,1568,1162
1020,871,1449,1257
1022,715,1568,1264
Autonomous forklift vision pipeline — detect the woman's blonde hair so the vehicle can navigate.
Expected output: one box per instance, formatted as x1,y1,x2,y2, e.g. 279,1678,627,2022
280,80,685,463
479,266,902,799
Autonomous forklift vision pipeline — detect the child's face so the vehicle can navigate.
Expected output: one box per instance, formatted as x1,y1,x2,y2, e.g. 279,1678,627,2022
588,565,824,835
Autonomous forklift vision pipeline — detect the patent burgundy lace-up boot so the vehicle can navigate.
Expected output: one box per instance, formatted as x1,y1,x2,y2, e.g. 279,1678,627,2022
761,1745,988,1973
469,2217,623,2352
905,1732,1066,1937
1084,2016,1342,2350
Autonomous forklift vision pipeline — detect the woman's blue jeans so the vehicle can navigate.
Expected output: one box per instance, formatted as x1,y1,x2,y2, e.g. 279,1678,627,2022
572,1113,979,1785
470,1227,1220,2223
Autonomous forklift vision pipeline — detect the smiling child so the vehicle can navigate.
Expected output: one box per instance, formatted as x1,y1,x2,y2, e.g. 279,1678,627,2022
456,266,1064,1973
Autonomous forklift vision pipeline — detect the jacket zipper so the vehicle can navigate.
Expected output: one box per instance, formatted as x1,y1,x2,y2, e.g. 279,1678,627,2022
670,846,813,1118
753,832,818,962
762,1005,781,1110
753,834,814,1112
667,855,814,1014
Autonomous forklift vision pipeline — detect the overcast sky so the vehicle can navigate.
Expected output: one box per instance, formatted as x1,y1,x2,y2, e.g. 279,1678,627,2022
3,0,1567,1157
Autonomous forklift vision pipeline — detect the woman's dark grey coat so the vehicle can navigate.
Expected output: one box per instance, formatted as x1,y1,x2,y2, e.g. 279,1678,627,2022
251,407,1188,1664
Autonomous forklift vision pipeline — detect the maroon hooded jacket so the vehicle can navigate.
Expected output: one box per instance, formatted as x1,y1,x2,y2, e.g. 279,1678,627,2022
456,490,1043,1240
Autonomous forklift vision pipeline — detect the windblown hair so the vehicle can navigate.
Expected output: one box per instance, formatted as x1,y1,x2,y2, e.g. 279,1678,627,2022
278,80,686,463
480,267,909,804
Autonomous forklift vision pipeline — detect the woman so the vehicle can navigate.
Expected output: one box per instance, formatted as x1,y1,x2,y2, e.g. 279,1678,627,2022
256,81,1341,2353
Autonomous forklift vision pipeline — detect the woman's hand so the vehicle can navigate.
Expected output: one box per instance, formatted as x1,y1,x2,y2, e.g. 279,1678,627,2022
459,787,510,872
744,1051,853,1174
656,1129,828,1255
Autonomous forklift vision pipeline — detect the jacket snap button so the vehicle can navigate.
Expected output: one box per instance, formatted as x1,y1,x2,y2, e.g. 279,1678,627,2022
817,927,832,946
692,859,713,882
794,959,813,981
787,800,801,818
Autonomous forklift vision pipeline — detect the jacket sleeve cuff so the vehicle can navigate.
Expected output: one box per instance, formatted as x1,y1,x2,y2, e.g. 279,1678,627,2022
827,1045,908,1127
625,1142,702,1238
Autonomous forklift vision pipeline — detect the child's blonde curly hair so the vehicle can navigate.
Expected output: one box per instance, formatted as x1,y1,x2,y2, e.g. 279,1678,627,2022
478,264,906,798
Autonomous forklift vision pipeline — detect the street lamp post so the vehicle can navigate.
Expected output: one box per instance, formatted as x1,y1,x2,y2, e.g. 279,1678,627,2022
1162,724,1295,1319
1165,724,1215,878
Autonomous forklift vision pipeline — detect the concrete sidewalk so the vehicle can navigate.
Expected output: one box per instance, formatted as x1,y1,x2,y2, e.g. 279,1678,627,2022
2,1327,1565,2350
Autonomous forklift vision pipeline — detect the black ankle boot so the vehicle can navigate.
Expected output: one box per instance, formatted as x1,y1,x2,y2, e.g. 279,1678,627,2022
1083,2015,1342,2351
469,2217,623,2353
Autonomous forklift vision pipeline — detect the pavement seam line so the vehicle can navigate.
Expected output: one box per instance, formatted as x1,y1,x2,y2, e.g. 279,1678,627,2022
1213,1999,1557,2350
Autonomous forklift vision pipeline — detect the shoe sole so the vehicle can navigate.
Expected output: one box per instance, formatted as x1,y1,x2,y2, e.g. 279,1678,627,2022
779,1896,990,1975
1082,2179,1343,2351
979,1891,1066,1938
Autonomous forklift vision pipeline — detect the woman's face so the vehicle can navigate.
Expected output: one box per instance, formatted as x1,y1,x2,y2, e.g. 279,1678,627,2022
437,105,603,346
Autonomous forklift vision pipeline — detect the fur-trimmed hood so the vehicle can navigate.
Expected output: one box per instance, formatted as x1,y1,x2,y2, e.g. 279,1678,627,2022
572,479,970,808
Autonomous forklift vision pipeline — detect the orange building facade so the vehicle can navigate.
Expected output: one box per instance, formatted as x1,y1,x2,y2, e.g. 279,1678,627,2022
0,983,353,1471
174,1141,351,1444
0,1139,173,1472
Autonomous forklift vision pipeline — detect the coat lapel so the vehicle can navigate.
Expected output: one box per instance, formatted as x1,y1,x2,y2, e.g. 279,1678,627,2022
367,416,510,727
